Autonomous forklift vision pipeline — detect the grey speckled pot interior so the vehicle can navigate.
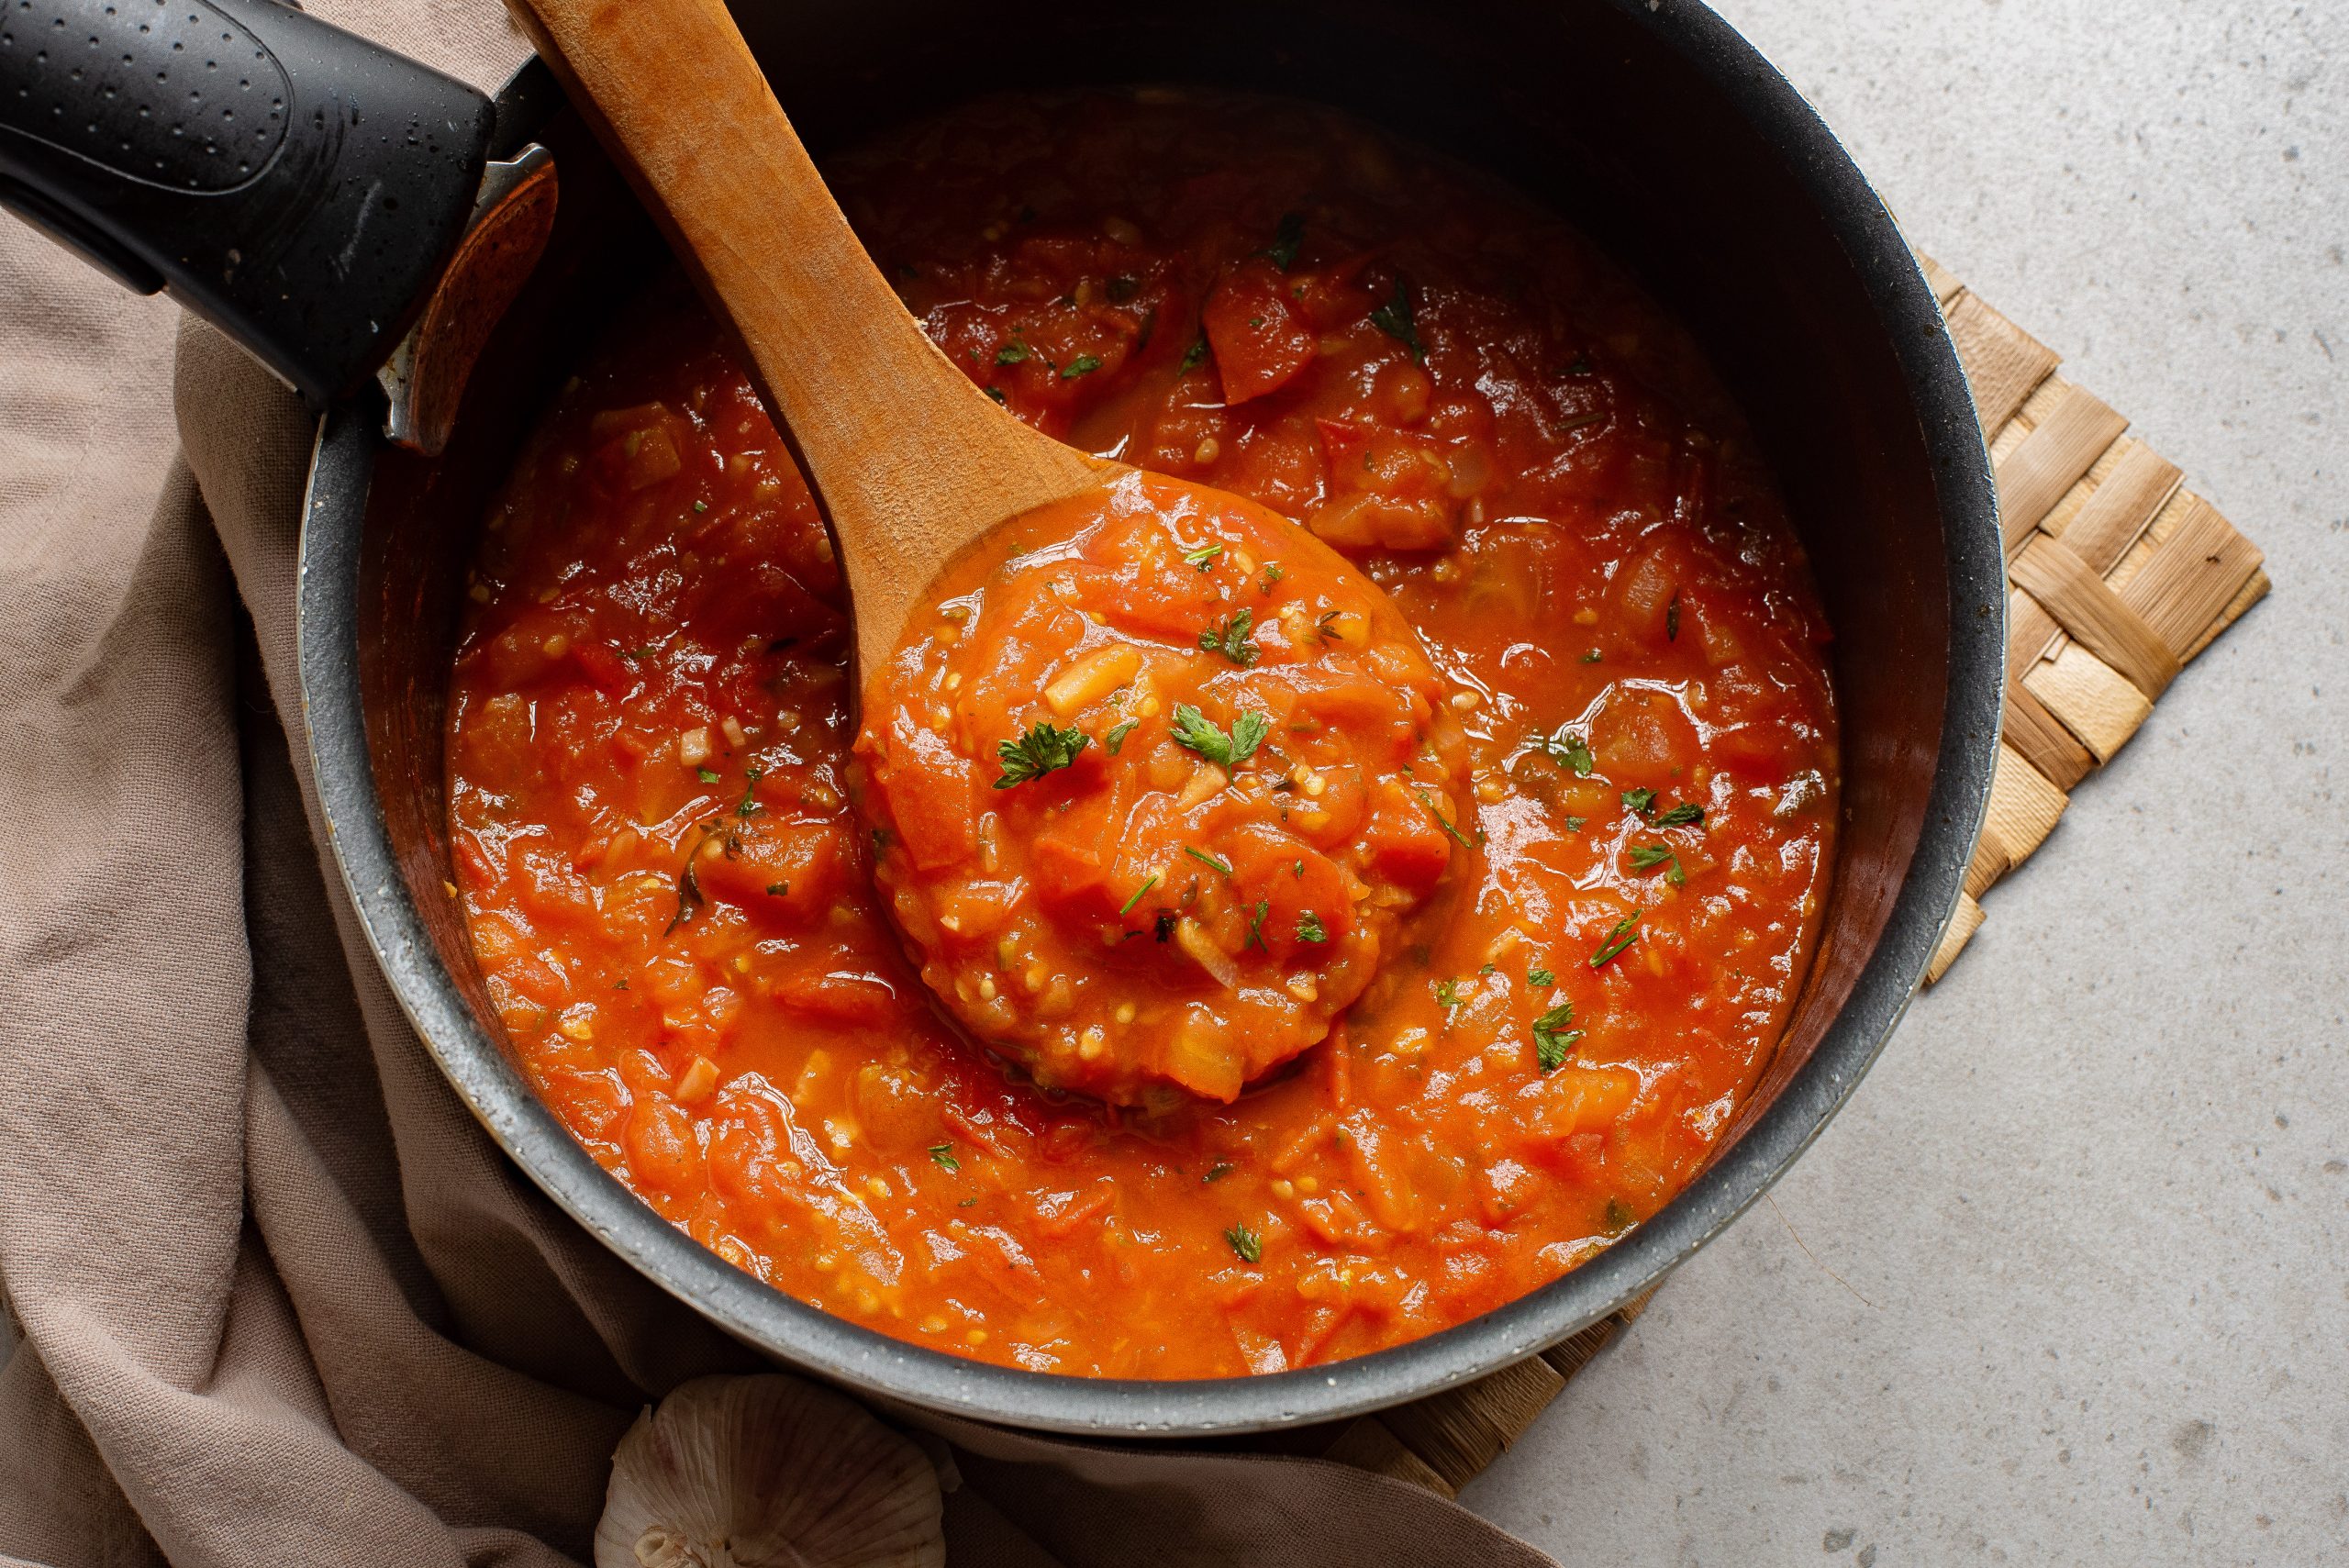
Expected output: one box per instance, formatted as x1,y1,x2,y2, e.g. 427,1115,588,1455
296,0,2004,1436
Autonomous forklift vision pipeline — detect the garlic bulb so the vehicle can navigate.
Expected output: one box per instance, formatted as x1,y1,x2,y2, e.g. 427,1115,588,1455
596,1374,945,1568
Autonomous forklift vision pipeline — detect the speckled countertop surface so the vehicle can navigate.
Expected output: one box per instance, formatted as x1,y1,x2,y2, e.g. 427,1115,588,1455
1464,2,2346,1562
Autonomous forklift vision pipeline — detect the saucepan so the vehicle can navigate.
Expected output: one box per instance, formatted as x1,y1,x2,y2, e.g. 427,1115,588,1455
0,0,2003,1434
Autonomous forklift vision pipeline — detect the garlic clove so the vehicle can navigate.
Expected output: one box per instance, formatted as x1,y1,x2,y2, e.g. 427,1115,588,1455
596,1373,944,1568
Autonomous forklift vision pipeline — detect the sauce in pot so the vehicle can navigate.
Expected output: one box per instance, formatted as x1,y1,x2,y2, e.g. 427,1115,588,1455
447,90,1838,1379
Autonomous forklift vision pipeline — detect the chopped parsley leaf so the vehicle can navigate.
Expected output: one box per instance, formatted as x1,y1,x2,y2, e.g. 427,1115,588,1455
1197,606,1260,665
1245,898,1271,951
1653,802,1707,828
1105,717,1140,754
765,882,790,896
1589,911,1642,969
1565,816,1587,832
1297,910,1328,943
1061,353,1103,380
1181,333,1210,373
1169,704,1270,769
1538,728,1596,776
1529,965,1556,987
1260,210,1305,271
1419,790,1478,851
1203,1162,1233,1183
1224,1224,1264,1264
1184,543,1225,571
696,766,721,784
994,341,1031,367
1433,977,1462,1009
983,385,1007,404
1532,1000,1582,1073
1260,562,1285,592
736,763,764,817
1621,786,1658,817
1630,843,1687,887
692,499,708,514
928,1142,961,1173
994,719,1089,788
1369,275,1425,363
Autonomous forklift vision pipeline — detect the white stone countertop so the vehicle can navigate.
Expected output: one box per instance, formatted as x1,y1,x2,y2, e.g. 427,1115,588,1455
1464,2,2347,1562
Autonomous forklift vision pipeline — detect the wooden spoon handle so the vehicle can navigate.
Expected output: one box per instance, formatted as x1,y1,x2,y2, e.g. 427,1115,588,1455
504,0,1103,651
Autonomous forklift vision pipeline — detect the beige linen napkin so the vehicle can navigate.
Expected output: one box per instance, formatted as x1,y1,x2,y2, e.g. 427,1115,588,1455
0,5,1566,1563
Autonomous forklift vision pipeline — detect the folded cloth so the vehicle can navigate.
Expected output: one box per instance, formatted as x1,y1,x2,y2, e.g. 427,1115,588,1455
0,5,1563,1563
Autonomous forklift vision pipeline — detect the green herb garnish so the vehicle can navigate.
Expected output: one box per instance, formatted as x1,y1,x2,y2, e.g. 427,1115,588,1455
1602,1197,1638,1235
1119,874,1161,917
1061,353,1103,380
1369,276,1424,363
995,341,1032,366
1564,816,1587,832
1184,543,1225,571
1620,787,1658,817
1529,965,1556,987
1630,843,1687,887
1418,790,1478,851
1297,910,1328,943
1180,333,1210,374
928,1143,961,1173
1197,606,1260,666
696,766,721,784
1433,977,1462,1010
1204,1162,1233,1183
1532,1000,1582,1073
1580,649,1602,663
1589,911,1642,969
1224,1224,1263,1264
1538,728,1596,776
1105,717,1140,754
1169,704,1270,769
1260,562,1285,592
736,763,764,817
1182,844,1232,877
1653,802,1706,828
1259,210,1305,271
1245,898,1271,951
994,719,1089,788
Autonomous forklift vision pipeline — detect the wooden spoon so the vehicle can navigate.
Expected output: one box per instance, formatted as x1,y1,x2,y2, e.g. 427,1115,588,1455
505,0,1115,678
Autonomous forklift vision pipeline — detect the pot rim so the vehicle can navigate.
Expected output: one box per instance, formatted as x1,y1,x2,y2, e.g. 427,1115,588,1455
296,0,2005,1437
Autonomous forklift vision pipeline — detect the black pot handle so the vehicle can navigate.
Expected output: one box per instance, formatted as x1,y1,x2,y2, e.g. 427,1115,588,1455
0,0,495,404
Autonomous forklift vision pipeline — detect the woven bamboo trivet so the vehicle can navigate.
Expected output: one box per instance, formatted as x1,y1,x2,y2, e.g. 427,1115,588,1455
1284,254,2270,1497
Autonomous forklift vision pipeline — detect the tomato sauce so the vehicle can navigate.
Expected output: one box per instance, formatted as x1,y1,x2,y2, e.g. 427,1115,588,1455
447,90,1838,1379
857,472,1467,1107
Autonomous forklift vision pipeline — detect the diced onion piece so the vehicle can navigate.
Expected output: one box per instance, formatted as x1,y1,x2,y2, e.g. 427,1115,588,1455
1174,917,1239,988
1163,1013,1243,1101
1043,644,1141,717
